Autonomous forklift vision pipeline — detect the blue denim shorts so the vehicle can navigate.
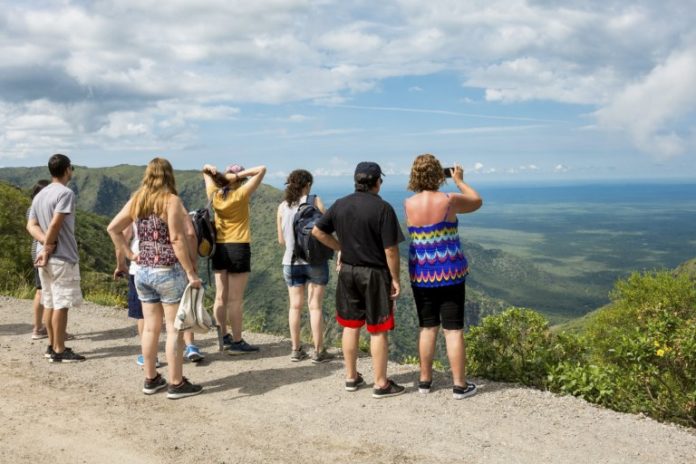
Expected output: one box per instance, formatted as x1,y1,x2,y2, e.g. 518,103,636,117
282,262,330,287
135,263,187,304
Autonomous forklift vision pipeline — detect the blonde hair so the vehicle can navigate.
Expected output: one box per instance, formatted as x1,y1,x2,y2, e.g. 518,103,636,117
407,153,445,192
129,157,178,219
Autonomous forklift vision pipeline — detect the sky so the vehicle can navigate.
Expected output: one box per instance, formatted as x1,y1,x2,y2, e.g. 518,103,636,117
1,0,695,188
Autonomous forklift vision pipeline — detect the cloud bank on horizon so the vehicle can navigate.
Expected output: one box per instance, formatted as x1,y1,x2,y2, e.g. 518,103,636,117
0,0,694,182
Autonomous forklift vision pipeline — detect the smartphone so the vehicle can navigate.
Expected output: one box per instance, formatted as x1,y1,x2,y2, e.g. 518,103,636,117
443,167,454,178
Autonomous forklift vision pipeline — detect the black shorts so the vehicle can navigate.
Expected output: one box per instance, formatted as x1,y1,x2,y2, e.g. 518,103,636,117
412,281,466,330
34,268,42,290
212,243,251,273
336,263,394,333
127,274,143,319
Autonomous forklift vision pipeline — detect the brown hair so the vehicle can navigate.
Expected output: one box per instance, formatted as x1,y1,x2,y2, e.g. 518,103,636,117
284,169,313,205
129,157,178,219
203,167,230,189
407,153,445,192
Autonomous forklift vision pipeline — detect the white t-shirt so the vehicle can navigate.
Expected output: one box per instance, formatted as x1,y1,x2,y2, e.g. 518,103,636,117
129,223,140,275
279,195,308,266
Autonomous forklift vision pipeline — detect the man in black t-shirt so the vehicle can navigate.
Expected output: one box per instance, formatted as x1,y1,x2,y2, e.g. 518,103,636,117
313,161,406,398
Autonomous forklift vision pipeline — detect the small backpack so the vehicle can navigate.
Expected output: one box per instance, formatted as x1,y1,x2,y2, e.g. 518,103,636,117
292,194,334,264
174,284,215,334
190,199,216,258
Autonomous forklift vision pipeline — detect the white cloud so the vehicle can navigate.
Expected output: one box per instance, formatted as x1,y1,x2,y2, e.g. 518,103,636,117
595,45,696,158
288,114,311,122
0,0,694,160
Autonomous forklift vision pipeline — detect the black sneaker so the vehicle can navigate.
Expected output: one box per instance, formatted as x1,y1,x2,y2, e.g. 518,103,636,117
167,377,203,400
453,382,477,400
345,373,365,392
49,347,85,363
372,379,406,399
418,380,432,394
44,344,54,359
222,333,235,350
227,338,260,355
143,373,168,395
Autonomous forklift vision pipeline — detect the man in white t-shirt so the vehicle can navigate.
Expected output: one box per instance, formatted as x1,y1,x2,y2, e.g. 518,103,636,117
27,154,85,363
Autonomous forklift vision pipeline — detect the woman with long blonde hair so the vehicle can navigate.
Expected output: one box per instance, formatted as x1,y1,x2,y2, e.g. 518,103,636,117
108,157,203,399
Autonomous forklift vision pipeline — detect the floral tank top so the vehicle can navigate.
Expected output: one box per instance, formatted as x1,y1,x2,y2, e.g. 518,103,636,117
407,196,468,288
136,214,177,267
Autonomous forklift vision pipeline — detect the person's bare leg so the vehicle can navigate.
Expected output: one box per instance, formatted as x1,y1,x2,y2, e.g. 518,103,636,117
32,289,44,334
307,283,325,352
141,303,163,380
213,271,229,335
183,331,195,346
418,327,438,382
370,331,389,388
287,285,305,350
52,308,68,353
136,318,144,338
444,329,467,386
342,327,361,380
163,303,184,385
227,272,249,341
44,307,54,347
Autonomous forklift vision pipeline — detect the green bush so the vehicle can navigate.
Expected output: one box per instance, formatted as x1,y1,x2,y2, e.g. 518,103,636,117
547,362,617,406
466,307,568,388
583,271,696,426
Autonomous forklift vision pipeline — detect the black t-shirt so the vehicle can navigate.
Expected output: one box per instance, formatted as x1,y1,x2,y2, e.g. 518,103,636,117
315,191,405,268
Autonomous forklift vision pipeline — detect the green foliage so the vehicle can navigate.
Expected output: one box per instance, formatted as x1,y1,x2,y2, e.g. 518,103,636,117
0,182,33,293
81,271,128,308
581,271,696,426
466,271,696,427
466,307,574,388
547,362,617,406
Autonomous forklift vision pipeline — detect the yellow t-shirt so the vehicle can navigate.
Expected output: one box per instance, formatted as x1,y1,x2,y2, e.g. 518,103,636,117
207,184,251,243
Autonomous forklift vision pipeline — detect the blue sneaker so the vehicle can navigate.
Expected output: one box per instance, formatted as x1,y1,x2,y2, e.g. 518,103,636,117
184,344,204,362
227,338,259,355
136,355,162,368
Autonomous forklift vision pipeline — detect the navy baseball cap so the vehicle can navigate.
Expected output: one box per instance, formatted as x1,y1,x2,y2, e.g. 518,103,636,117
354,161,384,180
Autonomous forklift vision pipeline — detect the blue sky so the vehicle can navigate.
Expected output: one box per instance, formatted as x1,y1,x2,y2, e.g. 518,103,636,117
1,1,694,187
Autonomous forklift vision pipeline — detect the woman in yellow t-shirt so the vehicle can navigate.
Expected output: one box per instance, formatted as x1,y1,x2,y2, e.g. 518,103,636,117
202,163,266,354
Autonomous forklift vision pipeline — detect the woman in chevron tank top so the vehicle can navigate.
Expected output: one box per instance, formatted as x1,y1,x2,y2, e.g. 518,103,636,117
404,153,482,400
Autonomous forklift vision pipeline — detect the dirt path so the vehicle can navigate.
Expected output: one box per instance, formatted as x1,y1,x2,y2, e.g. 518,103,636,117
1,296,694,464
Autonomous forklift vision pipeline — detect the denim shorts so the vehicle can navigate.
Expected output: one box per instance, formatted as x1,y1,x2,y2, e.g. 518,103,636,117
282,262,330,287
135,263,187,304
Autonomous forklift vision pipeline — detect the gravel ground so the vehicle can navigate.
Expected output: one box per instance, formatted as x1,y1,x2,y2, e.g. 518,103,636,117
1,296,694,464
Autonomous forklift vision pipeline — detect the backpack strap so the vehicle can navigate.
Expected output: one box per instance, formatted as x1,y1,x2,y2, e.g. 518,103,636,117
306,194,316,207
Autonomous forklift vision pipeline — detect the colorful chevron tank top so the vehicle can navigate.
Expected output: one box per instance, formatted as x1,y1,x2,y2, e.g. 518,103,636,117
407,199,468,288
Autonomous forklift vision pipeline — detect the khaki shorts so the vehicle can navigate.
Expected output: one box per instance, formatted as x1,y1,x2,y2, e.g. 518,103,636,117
39,259,83,310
